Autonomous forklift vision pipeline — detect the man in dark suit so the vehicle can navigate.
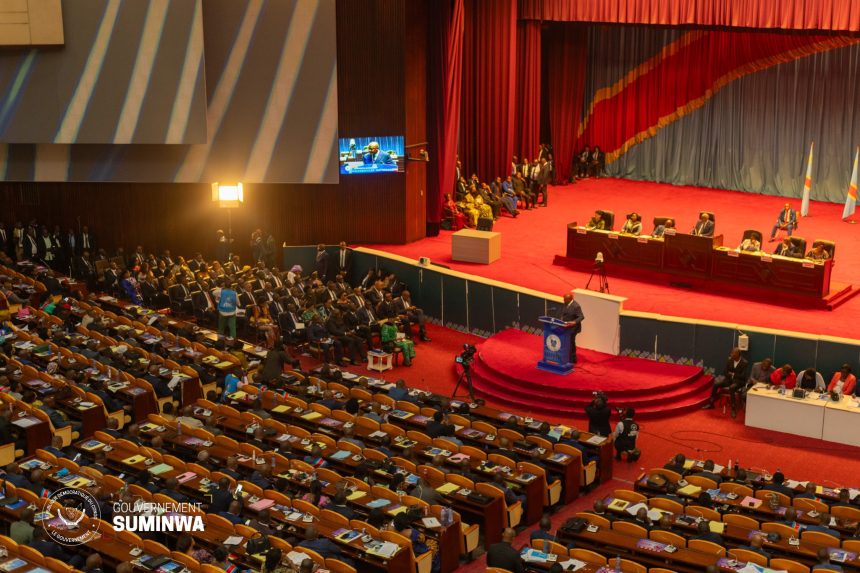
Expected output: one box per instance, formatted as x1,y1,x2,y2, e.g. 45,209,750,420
356,300,381,350
393,290,431,342
0,223,10,259
362,141,393,165
557,292,584,363
297,526,353,566
76,226,95,256
314,244,329,281
691,212,715,237
774,237,801,258
770,202,798,241
702,348,748,418
335,242,352,277
486,528,525,573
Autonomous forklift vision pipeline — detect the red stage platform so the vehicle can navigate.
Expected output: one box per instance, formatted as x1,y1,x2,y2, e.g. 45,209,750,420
465,329,713,418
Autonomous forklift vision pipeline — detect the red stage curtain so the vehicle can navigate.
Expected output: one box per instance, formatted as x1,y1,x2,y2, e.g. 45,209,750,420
427,0,464,231
546,25,588,183
576,30,860,164
515,21,541,162
459,0,517,182
520,0,860,33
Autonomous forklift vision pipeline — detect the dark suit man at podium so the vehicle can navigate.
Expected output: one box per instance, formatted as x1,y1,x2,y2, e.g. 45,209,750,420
558,292,585,363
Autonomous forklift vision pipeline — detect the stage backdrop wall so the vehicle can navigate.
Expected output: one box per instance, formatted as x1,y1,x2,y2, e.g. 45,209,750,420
571,25,860,203
281,245,860,376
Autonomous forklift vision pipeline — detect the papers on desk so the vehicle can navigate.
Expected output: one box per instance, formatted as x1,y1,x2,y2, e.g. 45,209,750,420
421,517,441,528
624,502,648,516
347,490,367,501
740,496,763,508
249,498,275,511
365,540,399,558
147,463,173,475
709,521,726,533
176,471,197,484
585,435,606,445
436,483,459,494
271,405,289,413
329,450,351,461
549,453,570,463
521,548,558,563
366,498,391,509
608,499,630,511
389,409,413,419
11,416,39,428
677,484,702,496
223,535,244,546
301,411,323,421
558,558,587,571
369,430,388,439
784,479,808,489
0,558,28,572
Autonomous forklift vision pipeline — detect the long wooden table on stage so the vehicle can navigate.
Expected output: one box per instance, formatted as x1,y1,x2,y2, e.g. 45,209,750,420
565,225,833,300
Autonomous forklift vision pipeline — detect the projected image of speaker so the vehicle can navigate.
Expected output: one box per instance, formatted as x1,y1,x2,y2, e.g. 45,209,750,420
477,218,494,231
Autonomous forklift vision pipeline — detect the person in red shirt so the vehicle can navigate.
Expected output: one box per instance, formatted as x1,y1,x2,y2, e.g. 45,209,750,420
828,364,857,395
770,364,797,389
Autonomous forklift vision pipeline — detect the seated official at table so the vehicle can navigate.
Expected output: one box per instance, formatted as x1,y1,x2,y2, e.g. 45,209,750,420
586,210,605,230
620,213,642,236
770,202,798,241
652,218,674,238
747,357,775,391
806,243,831,261
828,364,856,395
738,234,761,252
690,212,714,237
770,364,797,389
774,237,801,258
797,367,825,392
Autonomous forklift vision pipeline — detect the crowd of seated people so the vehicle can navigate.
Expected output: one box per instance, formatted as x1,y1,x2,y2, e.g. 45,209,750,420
0,257,619,573
0,219,436,366
444,148,557,230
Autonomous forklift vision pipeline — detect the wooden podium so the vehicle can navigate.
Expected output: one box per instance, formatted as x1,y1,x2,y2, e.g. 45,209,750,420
452,229,501,264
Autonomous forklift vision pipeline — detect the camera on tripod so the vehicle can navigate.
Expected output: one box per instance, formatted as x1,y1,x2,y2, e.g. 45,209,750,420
456,344,477,369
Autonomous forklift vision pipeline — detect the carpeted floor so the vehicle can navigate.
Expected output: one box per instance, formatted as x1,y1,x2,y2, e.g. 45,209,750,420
363,178,860,338
305,321,860,572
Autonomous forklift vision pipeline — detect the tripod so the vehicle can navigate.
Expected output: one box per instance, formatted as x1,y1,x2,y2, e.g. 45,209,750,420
586,262,609,293
452,365,475,401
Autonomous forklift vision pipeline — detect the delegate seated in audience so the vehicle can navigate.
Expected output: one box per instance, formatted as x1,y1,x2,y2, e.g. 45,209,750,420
652,218,674,238
813,547,843,572
829,364,856,395
690,212,715,237
574,147,590,179
770,364,797,389
760,471,795,498
589,146,605,178
664,453,687,475
775,237,801,257
738,234,761,252
806,243,831,261
486,528,525,573
620,213,642,236
770,202,798,241
585,210,605,230
500,176,520,216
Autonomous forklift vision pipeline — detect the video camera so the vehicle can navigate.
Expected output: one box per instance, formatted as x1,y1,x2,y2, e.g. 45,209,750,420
455,344,478,369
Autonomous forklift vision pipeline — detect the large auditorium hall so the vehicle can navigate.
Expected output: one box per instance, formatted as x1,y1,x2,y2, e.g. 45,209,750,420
1,1,859,573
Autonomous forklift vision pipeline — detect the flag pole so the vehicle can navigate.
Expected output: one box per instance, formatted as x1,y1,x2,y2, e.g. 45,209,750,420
843,146,858,224
801,142,814,218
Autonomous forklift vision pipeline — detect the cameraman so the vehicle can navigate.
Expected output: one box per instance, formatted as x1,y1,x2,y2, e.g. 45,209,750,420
613,407,640,462
585,392,611,436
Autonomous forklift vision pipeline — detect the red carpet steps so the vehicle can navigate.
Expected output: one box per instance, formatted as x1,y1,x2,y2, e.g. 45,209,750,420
462,329,713,418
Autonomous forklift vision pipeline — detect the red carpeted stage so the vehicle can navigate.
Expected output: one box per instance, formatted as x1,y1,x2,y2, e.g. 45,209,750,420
463,328,713,418
367,178,860,338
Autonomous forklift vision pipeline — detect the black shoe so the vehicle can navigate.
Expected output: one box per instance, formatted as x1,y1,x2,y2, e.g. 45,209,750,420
701,403,715,409
731,408,737,419
420,335,432,342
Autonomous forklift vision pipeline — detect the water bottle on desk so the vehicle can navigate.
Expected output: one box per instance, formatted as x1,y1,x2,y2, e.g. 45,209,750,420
615,554,622,572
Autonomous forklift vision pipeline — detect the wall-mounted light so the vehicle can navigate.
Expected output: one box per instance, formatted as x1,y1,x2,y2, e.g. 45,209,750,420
211,182,244,208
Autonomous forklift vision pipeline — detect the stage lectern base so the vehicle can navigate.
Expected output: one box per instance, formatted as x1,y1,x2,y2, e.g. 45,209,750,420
536,315,574,375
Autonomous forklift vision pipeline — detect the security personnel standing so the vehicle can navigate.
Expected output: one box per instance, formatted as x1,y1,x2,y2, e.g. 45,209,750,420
613,407,640,462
